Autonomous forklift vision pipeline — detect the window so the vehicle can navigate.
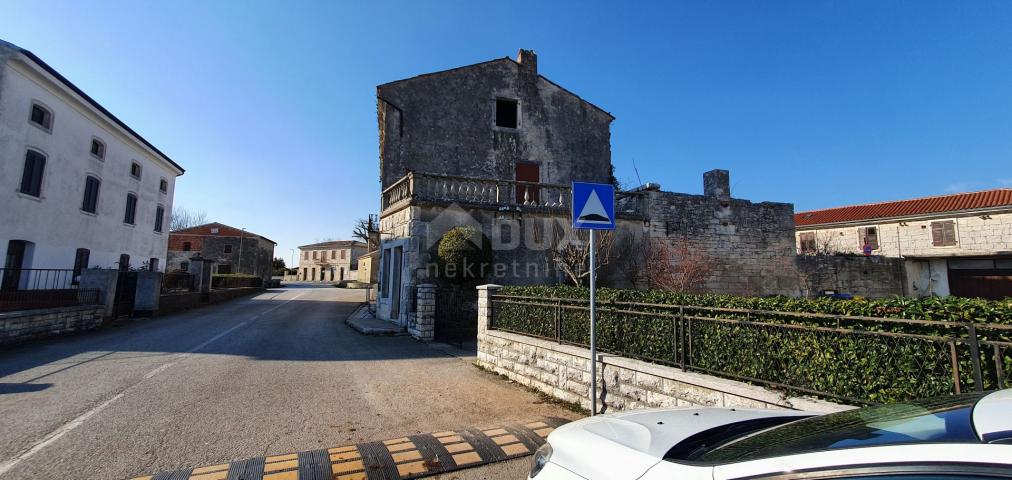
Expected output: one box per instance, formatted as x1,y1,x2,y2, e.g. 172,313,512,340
313,251,319,260
224,244,233,254
148,258,159,271
331,250,336,260
182,241,192,251
123,193,138,224
210,227,219,234
515,162,540,203
858,227,879,250
218,264,232,274
19,150,46,197
90,138,105,159
931,221,957,247
799,232,817,254
159,178,168,193
495,98,518,128
72,248,90,285
118,254,130,271
341,250,347,259
130,162,142,179
30,103,53,131
82,176,101,213
154,205,165,232
381,249,391,297
303,251,309,260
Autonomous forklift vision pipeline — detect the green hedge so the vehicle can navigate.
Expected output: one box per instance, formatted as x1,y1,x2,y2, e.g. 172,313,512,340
493,285,1012,404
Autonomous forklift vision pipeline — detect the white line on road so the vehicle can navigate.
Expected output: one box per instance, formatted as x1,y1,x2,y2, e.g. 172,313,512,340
0,290,307,477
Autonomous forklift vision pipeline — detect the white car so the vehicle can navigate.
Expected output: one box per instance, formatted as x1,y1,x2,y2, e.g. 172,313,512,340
530,389,1012,480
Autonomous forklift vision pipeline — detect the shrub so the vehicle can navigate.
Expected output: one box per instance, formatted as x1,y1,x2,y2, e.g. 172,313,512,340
434,226,490,283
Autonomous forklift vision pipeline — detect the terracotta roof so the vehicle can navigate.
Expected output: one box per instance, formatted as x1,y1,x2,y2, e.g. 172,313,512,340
795,189,1012,227
170,222,275,244
298,240,367,249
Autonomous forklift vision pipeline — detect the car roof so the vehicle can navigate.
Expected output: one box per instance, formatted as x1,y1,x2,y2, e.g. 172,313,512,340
973,389,1012,443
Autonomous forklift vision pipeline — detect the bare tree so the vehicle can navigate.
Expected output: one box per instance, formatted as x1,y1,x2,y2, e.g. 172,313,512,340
352,215,379,249
550,222,615,287
170,207,208,232
645,239,711,293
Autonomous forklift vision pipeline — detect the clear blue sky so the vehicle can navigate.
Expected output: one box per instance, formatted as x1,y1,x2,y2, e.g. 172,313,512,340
4,0,1011,265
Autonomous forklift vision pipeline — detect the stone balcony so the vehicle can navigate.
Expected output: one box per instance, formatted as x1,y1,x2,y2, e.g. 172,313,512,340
381,171,647,218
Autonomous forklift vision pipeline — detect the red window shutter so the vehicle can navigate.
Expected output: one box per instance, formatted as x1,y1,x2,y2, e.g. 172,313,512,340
931,222,944,246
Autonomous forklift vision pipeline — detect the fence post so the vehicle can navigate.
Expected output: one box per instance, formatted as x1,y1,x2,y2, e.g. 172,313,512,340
965,323,984,392
671,314,678,366
411,284,436,341
555,299,561,343
476,284,502,338
948,341,962,395
994,344,1007,388
679,306,686,370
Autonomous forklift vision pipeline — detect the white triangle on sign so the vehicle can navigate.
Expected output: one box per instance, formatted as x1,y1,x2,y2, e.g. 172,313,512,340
577,189,612,224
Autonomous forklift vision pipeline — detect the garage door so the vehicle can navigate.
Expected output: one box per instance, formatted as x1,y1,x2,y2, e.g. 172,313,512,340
948,259,1012,300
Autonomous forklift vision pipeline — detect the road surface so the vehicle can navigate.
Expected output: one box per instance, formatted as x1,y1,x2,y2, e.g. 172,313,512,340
0,284,575,479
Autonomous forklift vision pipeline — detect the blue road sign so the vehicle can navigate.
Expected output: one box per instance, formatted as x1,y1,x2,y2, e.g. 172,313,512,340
572,182,616,230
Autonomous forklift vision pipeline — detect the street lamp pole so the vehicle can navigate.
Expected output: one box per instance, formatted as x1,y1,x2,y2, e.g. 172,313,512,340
237,228,245,274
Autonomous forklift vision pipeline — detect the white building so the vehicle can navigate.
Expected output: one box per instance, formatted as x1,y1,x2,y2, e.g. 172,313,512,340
0,40,184,285
296,241,367,282
795,189,1012,299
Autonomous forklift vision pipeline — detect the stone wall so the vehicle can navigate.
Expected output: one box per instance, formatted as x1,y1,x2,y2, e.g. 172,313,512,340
634,171,801,296
0,305,105,345
158,292,202,315
797,255,907,298
475,285,850,414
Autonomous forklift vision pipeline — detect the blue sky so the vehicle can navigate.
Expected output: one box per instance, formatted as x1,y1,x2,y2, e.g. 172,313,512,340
4,0,1011,265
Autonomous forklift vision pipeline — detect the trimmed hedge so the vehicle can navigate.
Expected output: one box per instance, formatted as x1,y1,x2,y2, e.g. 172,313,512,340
493,285,1012,403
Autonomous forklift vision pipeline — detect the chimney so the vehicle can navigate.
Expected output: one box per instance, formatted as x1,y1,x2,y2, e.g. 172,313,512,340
517,49,537,75
703,169,730,200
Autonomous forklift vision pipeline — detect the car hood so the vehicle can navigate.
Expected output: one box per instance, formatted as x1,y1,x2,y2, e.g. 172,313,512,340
548,407,811,480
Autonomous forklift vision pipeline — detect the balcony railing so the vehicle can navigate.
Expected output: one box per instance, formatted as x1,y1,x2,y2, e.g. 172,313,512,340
382,171,648,216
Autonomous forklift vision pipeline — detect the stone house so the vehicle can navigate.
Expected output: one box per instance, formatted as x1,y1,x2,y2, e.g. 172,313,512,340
795,189,1012,299
296,240,367,282
166,223,276,284
373,49,908,328
0,39,184,284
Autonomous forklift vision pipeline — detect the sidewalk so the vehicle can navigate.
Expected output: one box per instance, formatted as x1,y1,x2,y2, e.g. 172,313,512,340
345,304,407,335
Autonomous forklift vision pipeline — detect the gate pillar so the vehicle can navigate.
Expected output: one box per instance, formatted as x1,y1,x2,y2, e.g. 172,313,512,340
410,283,436,341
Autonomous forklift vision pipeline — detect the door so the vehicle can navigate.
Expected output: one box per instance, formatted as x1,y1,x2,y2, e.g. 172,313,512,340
2,240,28,292
390,247,403,321
515,163,540,204
434,287,478,347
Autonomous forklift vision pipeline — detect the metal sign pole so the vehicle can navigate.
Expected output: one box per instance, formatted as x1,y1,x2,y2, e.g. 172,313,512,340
589,229,597,416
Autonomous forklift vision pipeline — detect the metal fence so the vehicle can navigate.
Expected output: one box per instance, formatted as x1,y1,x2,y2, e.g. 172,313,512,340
0,268,100,312
489,294,1012,405
161,272,195,294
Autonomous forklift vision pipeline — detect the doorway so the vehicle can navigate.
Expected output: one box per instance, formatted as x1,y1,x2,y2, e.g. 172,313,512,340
390,246,403,321
515,162,540,204
2,240,30,291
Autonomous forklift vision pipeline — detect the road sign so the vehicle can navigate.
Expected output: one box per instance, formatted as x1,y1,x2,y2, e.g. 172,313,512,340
572,182,616,230
570,182,616,417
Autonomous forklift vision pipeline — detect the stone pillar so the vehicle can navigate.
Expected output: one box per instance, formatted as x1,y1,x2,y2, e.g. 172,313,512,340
410,283,436,341
476,284,502,337
133,271,163,316
79,268,118,320
703,169,731,200
188,256,215,299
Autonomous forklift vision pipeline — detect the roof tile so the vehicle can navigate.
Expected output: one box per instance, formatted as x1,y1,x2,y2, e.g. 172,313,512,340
795,189,1012,226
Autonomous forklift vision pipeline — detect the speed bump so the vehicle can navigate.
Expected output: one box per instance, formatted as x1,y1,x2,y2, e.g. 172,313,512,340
130,417,567,480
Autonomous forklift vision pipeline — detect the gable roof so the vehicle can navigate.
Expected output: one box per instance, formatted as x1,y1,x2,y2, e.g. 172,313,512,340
0,39,184,175
170,222,275,244
795,189,1012,227
298,240,367,250
377,55,614,120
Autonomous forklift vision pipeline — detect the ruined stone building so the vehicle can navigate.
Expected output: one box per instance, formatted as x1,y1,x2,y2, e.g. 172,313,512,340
166,223,276,284
373,49,901,327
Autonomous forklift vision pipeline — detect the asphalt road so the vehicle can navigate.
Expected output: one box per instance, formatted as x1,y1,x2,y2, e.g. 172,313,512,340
0,284,576,479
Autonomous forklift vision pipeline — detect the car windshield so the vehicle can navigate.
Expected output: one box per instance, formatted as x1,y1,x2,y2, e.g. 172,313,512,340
695,393,985,463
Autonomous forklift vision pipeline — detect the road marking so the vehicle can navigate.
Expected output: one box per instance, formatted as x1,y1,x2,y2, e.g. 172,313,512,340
0,291,306,477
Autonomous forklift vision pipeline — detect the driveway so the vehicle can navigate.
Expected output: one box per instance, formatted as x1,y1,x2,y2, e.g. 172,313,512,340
0,285,576,479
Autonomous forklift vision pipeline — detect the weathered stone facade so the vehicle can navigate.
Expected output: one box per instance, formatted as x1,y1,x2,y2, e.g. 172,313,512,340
167,223,276,284
475,286,850,414
377,50,614,191
796,255,906,298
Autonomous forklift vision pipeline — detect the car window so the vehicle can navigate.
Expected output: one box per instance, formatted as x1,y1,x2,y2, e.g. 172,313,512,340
697,393,984,463
666,416,812,461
